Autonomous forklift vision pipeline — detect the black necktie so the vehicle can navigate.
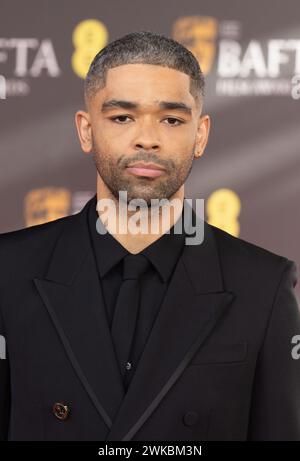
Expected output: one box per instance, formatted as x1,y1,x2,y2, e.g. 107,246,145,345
111,253,150,382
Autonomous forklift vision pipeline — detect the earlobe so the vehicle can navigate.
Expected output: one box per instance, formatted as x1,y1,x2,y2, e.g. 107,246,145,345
194,150,202,159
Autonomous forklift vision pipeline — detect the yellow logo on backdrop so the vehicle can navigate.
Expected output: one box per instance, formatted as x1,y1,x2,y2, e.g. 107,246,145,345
24,187,71,227
172,16,218,75
71,19,109,79
206,188,241,237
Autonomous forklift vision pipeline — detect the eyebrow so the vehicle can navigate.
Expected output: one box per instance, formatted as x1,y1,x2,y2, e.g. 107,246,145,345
100,99,192,115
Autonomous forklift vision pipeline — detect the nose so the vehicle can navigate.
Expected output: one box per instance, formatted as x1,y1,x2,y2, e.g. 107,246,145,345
133,120,160,151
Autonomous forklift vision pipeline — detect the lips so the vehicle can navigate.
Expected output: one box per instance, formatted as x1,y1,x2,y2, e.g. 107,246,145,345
127,162,165,171
126,162,166,178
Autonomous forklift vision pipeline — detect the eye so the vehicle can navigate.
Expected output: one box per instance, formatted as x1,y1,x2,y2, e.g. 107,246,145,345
163,117,184,126
110,115,132,123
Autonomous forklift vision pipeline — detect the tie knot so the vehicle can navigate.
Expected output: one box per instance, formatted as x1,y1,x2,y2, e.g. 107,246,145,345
122,254,150,280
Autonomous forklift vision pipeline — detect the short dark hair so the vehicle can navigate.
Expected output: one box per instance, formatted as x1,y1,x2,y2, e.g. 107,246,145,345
84,30,205,111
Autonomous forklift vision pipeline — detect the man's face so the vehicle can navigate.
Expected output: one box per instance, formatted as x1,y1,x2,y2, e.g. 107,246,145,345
76,63,209,206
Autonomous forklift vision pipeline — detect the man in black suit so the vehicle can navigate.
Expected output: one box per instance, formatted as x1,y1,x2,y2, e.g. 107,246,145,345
0,31,300,441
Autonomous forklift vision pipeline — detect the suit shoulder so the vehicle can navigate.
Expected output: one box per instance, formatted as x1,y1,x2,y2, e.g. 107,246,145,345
0,213,75,257
207,222,295,277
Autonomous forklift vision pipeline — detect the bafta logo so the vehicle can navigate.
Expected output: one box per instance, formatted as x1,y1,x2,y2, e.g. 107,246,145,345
172,16,218,75
24,187,71,227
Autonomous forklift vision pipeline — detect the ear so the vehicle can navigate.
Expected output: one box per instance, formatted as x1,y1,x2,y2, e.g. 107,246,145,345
194,114,211,158
74,110,93,154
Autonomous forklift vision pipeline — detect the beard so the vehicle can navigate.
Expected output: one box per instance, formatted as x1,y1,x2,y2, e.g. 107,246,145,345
91,136,196,207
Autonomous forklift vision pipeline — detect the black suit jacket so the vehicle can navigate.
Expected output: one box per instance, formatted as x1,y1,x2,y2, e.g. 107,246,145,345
0,195,300,441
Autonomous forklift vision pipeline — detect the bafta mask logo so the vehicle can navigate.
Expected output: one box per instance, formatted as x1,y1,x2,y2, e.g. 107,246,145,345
172,16,218,75
24,187,71,227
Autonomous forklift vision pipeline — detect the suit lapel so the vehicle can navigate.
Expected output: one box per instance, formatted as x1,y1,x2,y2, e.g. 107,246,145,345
34,196,125,429
105,211,235,440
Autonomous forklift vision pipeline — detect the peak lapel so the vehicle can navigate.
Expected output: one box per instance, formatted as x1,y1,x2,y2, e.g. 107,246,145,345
33,195,125,429
105,209,235,441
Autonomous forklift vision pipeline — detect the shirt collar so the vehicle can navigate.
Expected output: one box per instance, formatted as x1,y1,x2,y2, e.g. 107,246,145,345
87,193,186,283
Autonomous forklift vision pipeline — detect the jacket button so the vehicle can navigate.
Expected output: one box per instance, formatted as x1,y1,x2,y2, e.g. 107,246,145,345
183,411,199,426
52,402,70,420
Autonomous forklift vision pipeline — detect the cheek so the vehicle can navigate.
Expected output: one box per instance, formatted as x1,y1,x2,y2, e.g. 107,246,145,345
98,130,129,154
92,133,112,156
164,126,195,148
169,139,196,162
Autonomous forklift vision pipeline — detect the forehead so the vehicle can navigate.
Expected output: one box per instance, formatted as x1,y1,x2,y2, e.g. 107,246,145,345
98,63,195,104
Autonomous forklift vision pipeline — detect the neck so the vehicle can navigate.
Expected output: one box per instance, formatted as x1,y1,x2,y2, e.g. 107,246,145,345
95,173,184,254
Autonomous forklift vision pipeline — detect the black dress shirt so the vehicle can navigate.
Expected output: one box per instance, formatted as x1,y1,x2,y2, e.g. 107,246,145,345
87,193,186,388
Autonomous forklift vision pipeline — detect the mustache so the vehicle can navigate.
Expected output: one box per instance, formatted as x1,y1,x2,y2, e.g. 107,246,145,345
91,140,174,171
121,152,172,171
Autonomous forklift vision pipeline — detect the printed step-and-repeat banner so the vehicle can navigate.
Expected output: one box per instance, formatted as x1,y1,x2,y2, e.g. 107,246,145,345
0,0,299,297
